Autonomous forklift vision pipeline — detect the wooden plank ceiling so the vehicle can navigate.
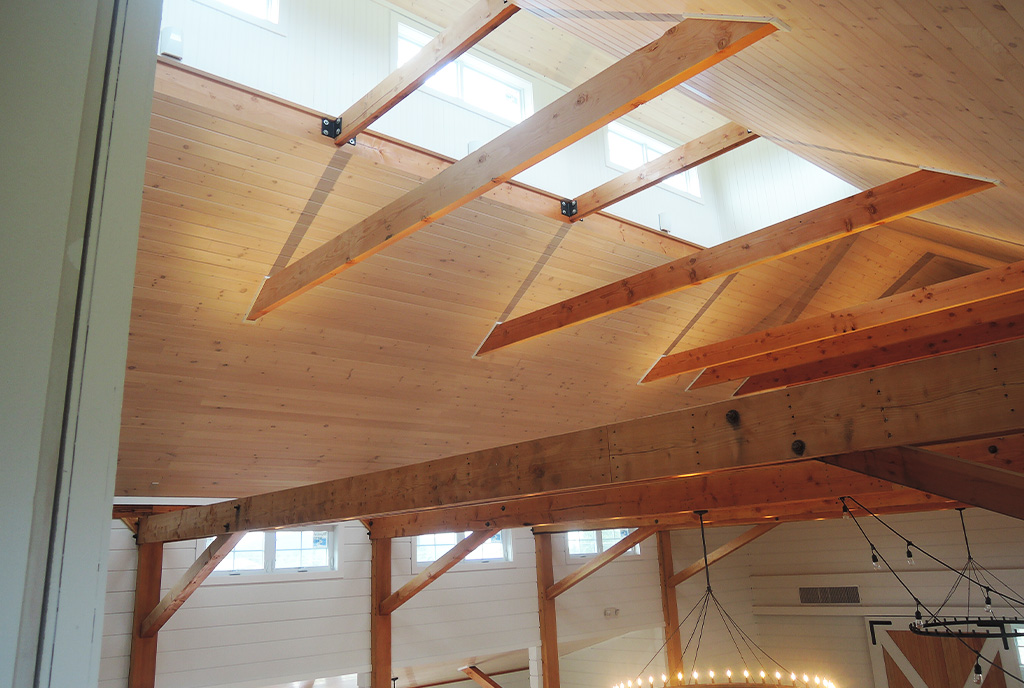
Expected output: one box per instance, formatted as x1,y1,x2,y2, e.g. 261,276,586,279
120,0,1024,498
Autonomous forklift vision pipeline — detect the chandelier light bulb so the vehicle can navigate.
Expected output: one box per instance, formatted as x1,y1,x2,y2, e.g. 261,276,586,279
775,672,782,683
814,677,820,685
628,680,633,686
693,671,699,681
726,669,732,682
760,670,766,683
709,670,715,684
803,675,809,684
678,673,684,683
743,670,750,679
662,674,667,685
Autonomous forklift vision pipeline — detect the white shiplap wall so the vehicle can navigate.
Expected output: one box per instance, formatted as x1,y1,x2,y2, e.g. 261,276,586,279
157,0,721,245
701,137,859,242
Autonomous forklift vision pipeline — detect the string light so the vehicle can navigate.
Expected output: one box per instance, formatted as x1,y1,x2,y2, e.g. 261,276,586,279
905,542,915,566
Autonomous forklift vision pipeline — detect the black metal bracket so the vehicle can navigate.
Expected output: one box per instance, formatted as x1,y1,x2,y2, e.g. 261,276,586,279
320,116,356,145
560,199,578,218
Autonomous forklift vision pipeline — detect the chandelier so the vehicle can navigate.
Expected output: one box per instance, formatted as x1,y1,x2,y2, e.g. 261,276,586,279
840,498,1024,685
614,512,838,688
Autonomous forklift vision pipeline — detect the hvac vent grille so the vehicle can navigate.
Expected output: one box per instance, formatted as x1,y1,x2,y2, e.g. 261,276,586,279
799,586,861,605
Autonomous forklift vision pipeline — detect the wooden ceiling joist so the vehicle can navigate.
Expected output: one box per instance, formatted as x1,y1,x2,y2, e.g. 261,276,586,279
820,447,1024,521
140,531,245,637
333,0,519,144
689,288,1024,391
735,308,1024,395
665,523,776,588
380,528,499,614
545,525,659,599
246,18,777,319
137,338,1024,544
643,257,1024,384
569,122,757,221
475,170,994,356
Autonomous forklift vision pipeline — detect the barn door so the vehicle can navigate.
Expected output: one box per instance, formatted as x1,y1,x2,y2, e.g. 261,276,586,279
866,618,1022,688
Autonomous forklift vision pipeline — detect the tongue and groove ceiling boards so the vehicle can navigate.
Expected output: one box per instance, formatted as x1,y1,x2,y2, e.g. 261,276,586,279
120,0,1024,505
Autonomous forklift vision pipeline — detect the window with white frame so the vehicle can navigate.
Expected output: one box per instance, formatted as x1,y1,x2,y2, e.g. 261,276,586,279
606,122,702,199
415,530,512,564
201,527,336,575
396,23,533,124
566,528,641,557
206,0,280,24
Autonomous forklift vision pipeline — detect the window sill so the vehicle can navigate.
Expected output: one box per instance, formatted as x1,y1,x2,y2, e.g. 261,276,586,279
203,569,342,586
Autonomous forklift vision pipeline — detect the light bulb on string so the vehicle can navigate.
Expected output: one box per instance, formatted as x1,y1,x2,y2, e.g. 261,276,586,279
985,588,993,614
914,607,924,629
973,662,983,685
906,542,915,566
870,546,881,570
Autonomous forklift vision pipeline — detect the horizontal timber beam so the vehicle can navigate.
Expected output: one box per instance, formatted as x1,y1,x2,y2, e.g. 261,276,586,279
380,528,498,614
366,462,901,539
334,0,519,144
247,18,776,319
820,447,1024,521
545,525,659,598
137,338,1024,544
477,170,993,356
736,309,1024,395
141,532,245,637
666,523,776,587
645,257,1024,384
690,288,1024,390
571,122,756,221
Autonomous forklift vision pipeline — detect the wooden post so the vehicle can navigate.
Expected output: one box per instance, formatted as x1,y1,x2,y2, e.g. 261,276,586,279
128,540,163,688
535,532,559,688
371,538,392,688
656,531,683,684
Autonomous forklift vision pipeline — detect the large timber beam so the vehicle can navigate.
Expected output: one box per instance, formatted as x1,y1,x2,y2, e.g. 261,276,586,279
570,122,756,221
476,170,993,355
128,541,163,688
247,18,776,319
546,526,658,599
138,338,1024,544
333,0,519,144
380,529,498,614
666,523,776,587
644,257,1024,384
140,532,244,637
820,447,1024,521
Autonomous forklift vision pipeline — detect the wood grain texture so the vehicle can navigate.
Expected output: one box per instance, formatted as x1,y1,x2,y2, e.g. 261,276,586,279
247,19,776,319
572,122,757,220
478,170,993,356
336,0,519,143
645,257,1024,384
128,541,163,688
138,338,1024,544
820,446,1024,520
692,289,1024,390
656,531,683,682
461,666,507,688
371,537,392,688
535,532,559,688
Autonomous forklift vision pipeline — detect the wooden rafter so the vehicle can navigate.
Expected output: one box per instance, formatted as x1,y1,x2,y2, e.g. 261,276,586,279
644,257,1024,384
476,170,993,356
546,526,658,599
140,532,245,637
736,310,1024,395
820,447,1024,521
137,338,1024,544
666,523,776,587
246,18,776,319
570,122,756,221
333,0,519,144
380,529,499,614
461,666,506,688
689,288,1024,390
